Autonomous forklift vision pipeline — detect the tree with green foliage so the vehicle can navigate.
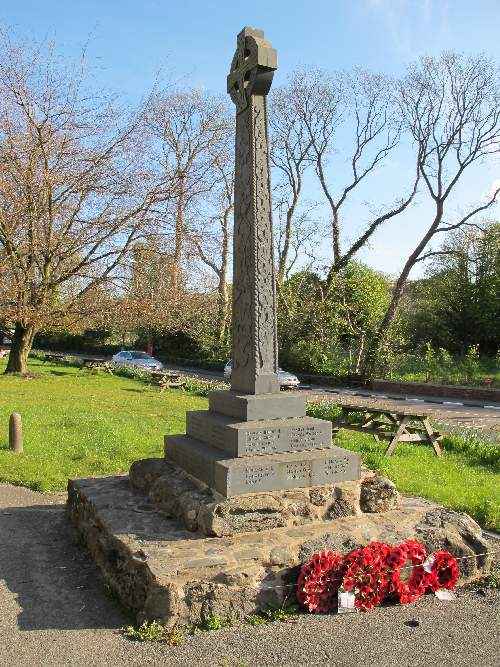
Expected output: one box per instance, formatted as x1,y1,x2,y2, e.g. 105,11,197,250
363,52,500,375
403,224,500,355
278,262,391,375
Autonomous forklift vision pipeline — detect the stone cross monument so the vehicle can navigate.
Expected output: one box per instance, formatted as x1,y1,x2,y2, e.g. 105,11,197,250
227,27,279,395
165,27,360,498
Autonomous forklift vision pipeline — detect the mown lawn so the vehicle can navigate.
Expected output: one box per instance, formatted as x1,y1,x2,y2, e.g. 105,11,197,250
0,358,206,491
0,358,498,531
308,402,500,531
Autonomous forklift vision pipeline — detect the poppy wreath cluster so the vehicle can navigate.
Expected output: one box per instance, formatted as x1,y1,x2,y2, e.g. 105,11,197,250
296,551,345,612
296,540,459,613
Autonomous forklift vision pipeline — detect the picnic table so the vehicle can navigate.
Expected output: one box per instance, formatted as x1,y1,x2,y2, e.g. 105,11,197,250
79,357,111,371
149,370,186,391
42,353,66,364
333,402,443,457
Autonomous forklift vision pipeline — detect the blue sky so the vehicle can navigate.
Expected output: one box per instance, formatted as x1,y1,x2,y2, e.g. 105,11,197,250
2,1,499,276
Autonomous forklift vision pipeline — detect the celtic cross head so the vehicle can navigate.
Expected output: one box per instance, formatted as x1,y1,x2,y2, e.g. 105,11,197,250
227,27,277,113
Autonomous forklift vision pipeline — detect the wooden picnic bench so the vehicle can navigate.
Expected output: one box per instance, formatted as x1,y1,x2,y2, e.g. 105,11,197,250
333,402,443,457
42,353,66,364
79,357,112,372
150,371,186,391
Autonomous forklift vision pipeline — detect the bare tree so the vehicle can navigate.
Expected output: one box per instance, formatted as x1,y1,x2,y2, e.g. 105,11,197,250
0,31,165,373
274,206,322,281
269,83,314,285
293,67,419,282
147,90,231,291
189,137,234,345
363,52,500,373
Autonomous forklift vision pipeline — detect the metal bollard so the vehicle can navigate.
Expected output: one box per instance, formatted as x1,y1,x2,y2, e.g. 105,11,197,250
9,412,23,453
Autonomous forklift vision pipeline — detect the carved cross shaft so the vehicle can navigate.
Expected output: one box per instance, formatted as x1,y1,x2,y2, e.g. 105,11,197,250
227,27,279,395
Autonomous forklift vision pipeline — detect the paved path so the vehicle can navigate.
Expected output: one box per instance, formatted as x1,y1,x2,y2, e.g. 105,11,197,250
1,484,498,666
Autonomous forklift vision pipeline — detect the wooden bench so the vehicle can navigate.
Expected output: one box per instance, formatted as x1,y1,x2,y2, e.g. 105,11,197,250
79,357,112,372
150,371,186,391
334,403,443,457
43,353,66,364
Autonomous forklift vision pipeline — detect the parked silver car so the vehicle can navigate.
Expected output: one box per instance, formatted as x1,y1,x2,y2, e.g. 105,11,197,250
111,350,163,371
223,360,300,388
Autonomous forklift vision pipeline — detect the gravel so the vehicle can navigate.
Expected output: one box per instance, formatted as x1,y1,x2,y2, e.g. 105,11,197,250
1,483,498,667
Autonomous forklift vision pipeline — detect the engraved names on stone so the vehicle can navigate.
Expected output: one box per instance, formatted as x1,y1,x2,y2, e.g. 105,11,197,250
167,434,361,497
186,411,332,457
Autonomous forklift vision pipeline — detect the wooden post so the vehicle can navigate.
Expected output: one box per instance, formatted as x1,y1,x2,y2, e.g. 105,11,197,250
9,412,23,453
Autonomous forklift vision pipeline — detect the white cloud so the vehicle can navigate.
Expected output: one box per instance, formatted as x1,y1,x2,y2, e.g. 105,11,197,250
363,0,450,59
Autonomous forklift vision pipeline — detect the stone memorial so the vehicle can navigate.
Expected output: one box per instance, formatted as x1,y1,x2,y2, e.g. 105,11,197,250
164,26,361,498
67,27,492,629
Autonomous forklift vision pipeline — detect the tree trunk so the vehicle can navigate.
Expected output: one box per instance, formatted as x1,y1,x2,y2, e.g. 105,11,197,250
216,205,231,345
216,280,230,344
5,322,36,375
361,205,445,376
172,177,185,292
277,208,293,287
355,334,365,373
277,190,299,287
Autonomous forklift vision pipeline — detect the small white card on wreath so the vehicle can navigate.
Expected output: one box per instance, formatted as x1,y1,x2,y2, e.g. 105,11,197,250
338,589,357,614
435,589,456,601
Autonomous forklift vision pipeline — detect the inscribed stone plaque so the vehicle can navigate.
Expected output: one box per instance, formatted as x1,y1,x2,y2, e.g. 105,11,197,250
186,411,332,457
216,446,361,497
165,434,360,497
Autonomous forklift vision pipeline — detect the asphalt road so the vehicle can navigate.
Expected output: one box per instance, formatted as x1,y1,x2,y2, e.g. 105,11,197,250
1,484,499,667
160,362,500,437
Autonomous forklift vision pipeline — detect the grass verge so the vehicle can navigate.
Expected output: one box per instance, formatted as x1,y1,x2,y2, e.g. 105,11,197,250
0,358,205,491
0,359,498,531
308,402,500,530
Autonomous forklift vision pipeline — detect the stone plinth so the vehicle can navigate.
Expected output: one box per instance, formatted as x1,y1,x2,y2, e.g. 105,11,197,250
165,386,361,498
130,458,373,536
208,390,306,421
165,437,360,497
67,474,494,629
186,412,332,456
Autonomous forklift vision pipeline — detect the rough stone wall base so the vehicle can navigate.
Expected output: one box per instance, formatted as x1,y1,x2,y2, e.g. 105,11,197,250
67,475,493,628
129,458,396,537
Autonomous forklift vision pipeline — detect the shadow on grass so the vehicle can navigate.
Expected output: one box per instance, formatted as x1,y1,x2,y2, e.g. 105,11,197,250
121,388,144,394
49,370,73,377
0,500,127,631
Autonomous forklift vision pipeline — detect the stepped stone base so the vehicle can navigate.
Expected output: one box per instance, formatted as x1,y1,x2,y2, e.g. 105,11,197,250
208,390,306,421
68,474,494,628
165,436,360,497
186,411,332,456
129,458,377,536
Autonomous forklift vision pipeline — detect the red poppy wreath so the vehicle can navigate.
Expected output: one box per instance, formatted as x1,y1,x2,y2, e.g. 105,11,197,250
296,550,345,613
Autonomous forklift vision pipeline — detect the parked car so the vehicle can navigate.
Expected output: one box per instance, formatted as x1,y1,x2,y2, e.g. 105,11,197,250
111,350,164,371
223,360,300,388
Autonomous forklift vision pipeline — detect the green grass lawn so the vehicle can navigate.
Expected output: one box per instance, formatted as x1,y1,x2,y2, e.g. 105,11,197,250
0,358,206,491
0,358,498,531
308,402,500,531
335,431,499,530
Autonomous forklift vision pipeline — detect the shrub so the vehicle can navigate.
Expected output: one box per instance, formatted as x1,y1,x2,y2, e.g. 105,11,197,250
182,376,228,397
